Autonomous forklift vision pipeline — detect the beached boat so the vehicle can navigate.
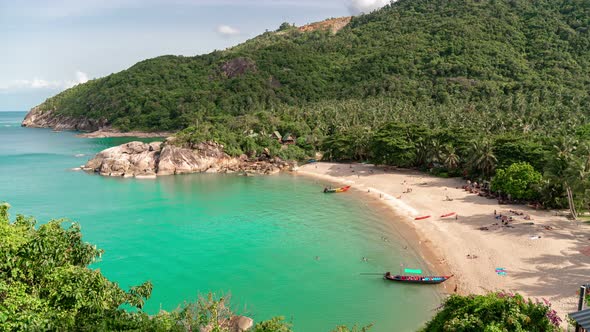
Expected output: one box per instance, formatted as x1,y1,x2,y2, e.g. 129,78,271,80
323,186,351,193
384,272,452,284
414,215,431,220
440,212,456,218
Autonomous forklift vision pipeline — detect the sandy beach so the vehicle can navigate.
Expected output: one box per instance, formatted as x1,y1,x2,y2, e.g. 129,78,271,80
297,162,590,322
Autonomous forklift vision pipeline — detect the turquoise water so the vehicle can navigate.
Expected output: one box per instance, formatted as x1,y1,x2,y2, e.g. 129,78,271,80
0,111,440,331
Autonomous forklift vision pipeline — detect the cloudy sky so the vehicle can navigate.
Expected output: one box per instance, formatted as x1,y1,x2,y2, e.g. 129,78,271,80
0,0,390,111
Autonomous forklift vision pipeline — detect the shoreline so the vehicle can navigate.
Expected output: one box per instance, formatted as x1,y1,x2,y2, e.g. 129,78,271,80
76,129,173,138
296,162,590,323
294,169,455,297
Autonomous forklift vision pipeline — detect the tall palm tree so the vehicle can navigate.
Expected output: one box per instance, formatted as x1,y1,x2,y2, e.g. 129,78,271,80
427,139,443,166
443,145,460,170
469,140,497,177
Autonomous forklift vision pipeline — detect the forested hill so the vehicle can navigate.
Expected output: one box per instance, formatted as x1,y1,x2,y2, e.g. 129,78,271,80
29,0,590,132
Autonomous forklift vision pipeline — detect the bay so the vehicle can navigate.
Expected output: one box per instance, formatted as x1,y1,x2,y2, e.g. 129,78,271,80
0,111,439,331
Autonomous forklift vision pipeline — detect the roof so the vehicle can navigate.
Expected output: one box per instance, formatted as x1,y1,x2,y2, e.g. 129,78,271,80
570,308,590,329
282,133,295,140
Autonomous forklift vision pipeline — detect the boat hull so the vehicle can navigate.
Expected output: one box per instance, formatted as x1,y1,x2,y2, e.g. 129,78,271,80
384,274,451,284
324,185,351,193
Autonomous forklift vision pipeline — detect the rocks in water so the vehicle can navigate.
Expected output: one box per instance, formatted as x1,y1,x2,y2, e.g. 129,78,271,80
84,140,296,178
84,141,160,177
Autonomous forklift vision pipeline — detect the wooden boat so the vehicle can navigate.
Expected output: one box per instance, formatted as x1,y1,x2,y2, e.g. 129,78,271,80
414,215,431,220
440,212,456,218
323,186,351,193
384,272,452,284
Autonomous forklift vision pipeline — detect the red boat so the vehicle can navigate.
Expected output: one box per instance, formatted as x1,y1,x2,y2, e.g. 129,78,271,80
384,272,452,284
323,185,351,193
414,215,431,220
440,212,456,218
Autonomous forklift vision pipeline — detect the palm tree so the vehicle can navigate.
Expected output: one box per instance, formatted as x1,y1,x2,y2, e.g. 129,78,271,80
469,140,497,177
442,145,460,170
426,139,443,166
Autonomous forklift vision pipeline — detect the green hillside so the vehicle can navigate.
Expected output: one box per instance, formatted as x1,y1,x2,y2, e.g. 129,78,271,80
39,0,590,131
34,0,590,209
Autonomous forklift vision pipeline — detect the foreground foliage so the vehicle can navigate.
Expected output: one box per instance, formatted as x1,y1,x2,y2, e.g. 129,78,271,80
420,292,561,332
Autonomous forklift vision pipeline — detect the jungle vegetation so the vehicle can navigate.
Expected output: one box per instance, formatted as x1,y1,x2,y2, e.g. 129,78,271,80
34,0,590,209
420,292,562,332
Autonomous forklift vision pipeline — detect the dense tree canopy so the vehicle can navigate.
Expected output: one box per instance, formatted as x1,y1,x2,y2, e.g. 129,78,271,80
420,292,561,332
491,162,543,201
38,0,590,134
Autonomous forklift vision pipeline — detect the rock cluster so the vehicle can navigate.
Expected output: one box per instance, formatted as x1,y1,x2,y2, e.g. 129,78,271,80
83,140,295,178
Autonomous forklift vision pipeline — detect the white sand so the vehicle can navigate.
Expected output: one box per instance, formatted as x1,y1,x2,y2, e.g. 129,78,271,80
297,162,590,322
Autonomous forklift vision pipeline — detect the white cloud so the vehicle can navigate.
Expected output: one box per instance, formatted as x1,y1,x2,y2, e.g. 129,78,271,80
216,25,240,36
348,0,390,15
0,71,91,91
75,71,89,84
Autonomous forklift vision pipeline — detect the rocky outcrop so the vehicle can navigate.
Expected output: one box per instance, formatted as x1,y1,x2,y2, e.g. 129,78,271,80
83,141,162,177
297,16,352,34
21,106,107,132
84,140,295,178
220,57,257,79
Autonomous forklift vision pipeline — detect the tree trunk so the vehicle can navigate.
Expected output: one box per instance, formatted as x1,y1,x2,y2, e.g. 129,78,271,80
567,186,578,220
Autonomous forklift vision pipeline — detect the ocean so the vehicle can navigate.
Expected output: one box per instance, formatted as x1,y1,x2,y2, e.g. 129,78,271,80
0,111,439,331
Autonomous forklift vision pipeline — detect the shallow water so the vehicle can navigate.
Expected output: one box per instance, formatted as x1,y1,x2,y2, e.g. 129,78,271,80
0,111,439,331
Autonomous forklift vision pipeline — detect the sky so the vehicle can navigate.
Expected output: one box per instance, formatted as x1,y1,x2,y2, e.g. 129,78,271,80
0,0,390,112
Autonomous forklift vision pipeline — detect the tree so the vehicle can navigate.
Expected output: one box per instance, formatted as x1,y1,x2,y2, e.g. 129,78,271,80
491,162,542,201
253,317,292,332
442,145,460,170
469,140,497,177
277,22,294,31
420,292,561,332
0,205,153,331
331,324,374,332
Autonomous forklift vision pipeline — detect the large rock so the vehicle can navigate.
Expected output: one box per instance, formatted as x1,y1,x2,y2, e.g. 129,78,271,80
156,142,237,175
22,106,107,132
83,140,291,178
85,142,159,177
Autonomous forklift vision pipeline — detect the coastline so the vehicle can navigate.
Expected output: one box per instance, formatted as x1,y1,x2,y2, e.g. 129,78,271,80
296,162,590,323
76,129,174,138
293,170,453,290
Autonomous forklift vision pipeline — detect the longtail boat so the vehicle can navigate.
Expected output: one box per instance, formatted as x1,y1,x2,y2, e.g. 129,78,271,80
323,186,351,193
414,215,431,220
384,272,452,284
440,212,456,218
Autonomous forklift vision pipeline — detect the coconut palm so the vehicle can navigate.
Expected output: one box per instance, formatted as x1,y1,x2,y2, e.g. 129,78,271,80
469,140,497,177
442,145,460,170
